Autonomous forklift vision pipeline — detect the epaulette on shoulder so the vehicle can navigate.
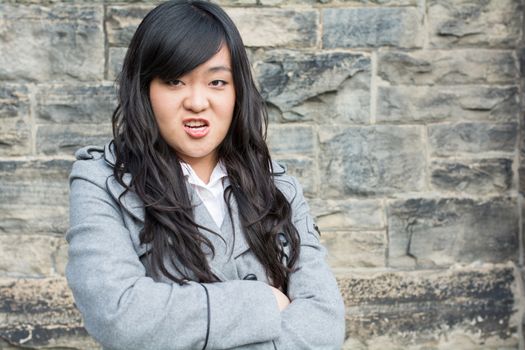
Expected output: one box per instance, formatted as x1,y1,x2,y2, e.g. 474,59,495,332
271,161,287,176
74,145,105,160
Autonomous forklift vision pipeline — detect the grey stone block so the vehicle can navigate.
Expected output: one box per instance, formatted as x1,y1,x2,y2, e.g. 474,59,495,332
387,197,518,267
107,6,318,48
267,125,315,156
108,47,128,81
0,277,101,349
377,86,519,123
0,85,31,156
322,7,424,49
340,266,517,346
0,235,62,277
428,122,517,156
0,4,104,82
37,84,117,124
215,0,257,5
272,157,316,197
106,5,154,47
321,231,386,268
320,0,416,4
428,0,522,48
0,159,70,202
431,158,513,195
0,119,31,157
226,9,318,48
258,0,316,4
0,205,68,237
309,199,384,231
319,126,425,196
0,85,30,120
0,159,71,235
378,50,518,85
253,50,371,123
36,124,112,156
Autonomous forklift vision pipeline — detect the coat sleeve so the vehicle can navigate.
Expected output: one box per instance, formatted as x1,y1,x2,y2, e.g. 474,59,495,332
271,176,346,349
66,159,282,350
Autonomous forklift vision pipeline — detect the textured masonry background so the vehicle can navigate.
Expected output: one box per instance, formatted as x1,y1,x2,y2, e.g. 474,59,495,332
0,0,524,349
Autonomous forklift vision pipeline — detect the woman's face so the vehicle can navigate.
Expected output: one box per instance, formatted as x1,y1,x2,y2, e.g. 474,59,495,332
149,45,235,171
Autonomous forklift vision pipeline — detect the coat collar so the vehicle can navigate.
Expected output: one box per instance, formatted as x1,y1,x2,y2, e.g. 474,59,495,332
102,141,284,263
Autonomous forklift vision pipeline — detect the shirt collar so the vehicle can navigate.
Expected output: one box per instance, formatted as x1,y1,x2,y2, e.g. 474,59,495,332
180,160,228,188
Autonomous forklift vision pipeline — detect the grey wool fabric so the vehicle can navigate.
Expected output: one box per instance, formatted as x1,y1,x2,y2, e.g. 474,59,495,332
65,143,345,350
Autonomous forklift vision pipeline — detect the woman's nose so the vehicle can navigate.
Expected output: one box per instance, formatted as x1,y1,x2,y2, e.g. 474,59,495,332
182,87,209,112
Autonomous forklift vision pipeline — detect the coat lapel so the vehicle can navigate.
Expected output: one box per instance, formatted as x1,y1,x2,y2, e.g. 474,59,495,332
103,142,245,281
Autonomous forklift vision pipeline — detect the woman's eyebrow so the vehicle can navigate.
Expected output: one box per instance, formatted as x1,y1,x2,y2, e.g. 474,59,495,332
207,65,232,73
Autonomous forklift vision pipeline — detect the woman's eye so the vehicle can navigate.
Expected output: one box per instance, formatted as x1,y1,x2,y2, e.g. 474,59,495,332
210,80,227,87
166,79,183,86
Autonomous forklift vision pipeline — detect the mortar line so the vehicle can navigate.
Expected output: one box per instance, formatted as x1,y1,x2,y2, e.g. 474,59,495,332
29,83,37,156
370,51,378,125
103,3,110,81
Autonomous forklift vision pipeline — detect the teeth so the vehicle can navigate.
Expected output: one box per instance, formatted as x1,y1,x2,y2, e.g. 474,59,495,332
185,120,206,128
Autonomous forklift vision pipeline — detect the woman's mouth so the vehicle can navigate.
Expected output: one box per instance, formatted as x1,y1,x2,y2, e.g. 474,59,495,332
183,119,209,138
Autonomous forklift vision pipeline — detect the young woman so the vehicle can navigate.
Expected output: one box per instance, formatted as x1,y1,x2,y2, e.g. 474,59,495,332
66,1,345,349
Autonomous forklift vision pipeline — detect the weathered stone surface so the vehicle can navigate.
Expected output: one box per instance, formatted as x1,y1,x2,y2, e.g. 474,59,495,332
431,158,513,195
319,126,425,196
108,47,127,81
0,159,70,236
37,84,116,124
0,235,62,277
253,50,370,123
309,199,384,231
0,205,68,238
0,5,104,82
107,6,318,48
0,159,70,205
226,9,318,48
387,197,518,268
0,85,29,120
0,85,31,157
343,333,518,350
318,0,416,4
377,86,519,123
0,120,31,157
428,123,517,156
339,265,518,347
321,231,386,268
378,50,518,85
215,0,256,5
36,124,112,156
267,125,315,156
428,0,522,48
106,5,154,47
258,0,316,4
0,277,100,349
272,157,316,197
322,8,424,49
54,240,68,277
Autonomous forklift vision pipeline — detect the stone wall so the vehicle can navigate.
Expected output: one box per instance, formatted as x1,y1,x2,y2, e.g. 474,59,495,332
0,0,523,349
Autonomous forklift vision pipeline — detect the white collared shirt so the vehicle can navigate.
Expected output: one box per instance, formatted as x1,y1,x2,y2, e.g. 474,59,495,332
180,161,228,228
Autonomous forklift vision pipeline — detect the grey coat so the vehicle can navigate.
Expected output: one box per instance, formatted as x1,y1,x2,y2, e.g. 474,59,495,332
65,143,346,350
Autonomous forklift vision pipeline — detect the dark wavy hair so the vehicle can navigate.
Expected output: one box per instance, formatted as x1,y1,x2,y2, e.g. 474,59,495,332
111,0,300,291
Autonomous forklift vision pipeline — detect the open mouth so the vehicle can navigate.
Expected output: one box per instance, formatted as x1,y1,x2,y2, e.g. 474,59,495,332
184,119,209,129
183,119,210,138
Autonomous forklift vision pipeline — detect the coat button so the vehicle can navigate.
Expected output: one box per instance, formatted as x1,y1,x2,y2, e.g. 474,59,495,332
243,273,257,280
278,232,289,247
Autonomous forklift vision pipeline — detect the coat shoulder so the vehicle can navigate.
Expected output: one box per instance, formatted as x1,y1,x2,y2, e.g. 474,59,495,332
70,144,113,188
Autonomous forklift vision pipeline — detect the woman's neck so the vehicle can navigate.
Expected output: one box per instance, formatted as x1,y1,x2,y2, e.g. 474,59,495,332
181,154,218,184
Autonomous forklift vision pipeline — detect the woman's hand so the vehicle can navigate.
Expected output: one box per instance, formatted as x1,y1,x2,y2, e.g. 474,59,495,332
269,286,290,311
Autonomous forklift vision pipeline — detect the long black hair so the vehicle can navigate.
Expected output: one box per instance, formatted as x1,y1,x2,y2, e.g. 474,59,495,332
112,0,300,290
